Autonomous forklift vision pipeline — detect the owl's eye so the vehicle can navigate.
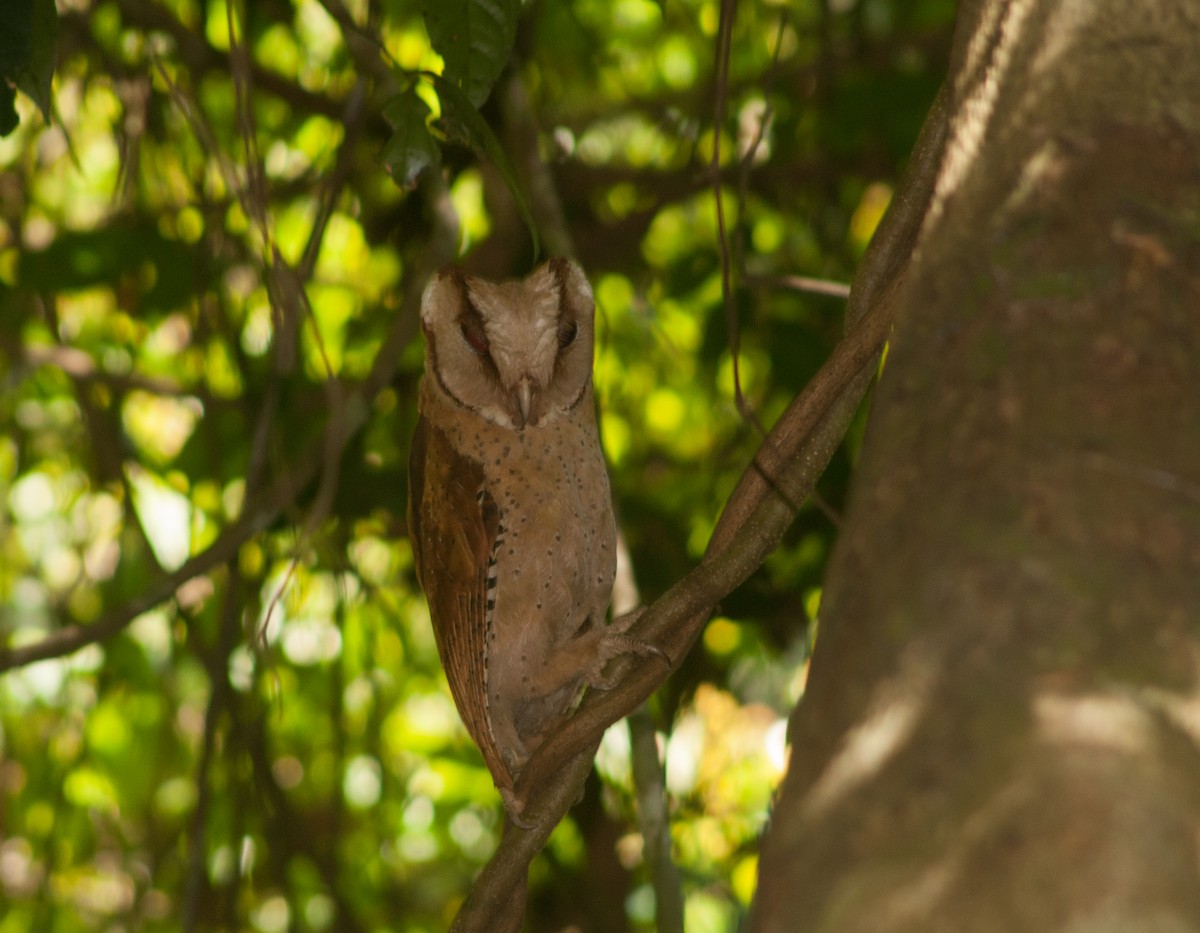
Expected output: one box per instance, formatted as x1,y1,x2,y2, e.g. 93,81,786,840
460,320,489,355
557,320,578,349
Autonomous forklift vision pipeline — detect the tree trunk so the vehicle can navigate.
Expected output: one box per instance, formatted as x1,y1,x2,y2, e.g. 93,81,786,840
751,1,1200,930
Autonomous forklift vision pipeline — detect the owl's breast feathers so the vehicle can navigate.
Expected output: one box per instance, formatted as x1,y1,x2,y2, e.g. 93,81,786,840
408,414,514,793
409,367,617,804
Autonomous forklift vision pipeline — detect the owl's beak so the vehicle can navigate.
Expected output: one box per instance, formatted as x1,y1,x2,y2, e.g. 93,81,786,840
515,378,534,427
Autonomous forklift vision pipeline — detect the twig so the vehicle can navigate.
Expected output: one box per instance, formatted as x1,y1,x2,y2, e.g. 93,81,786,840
298,78,370,281
711,0,764,433
181,579,242,932
746,274,852,299
629,707,684,933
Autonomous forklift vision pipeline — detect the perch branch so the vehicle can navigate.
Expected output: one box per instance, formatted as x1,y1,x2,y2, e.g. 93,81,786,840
448,78,953,933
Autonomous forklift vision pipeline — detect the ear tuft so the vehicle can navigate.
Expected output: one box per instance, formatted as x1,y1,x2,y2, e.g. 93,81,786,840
544,257,594,317
421,266,469,326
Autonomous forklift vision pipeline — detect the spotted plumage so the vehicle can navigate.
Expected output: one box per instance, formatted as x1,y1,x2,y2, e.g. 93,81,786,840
408,259,655,822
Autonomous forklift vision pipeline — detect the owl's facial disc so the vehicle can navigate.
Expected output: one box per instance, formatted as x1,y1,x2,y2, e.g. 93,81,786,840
479,301,558,429
420,259,595,431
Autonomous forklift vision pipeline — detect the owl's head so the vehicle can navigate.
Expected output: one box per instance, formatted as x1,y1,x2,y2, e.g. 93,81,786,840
419,258,597,430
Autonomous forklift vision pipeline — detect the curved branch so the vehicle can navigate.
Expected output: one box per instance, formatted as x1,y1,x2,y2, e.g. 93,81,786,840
709,79,950,553
448,78,954,933
449,327,873,931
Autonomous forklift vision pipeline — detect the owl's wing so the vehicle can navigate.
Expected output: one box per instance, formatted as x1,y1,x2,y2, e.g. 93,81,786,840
408,416,514,794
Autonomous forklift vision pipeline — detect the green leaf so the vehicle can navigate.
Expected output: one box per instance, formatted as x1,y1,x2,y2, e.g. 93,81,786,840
422,0,520,107
381,91,443,189
0,0,57,134
433,74,540,258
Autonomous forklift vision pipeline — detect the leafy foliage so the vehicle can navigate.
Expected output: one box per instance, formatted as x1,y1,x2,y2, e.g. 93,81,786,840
0,0,952,930
383,0,538,249
421,0,519,106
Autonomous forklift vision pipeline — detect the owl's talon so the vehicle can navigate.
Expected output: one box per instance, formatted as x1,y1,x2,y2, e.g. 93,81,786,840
628,637,671,669
641,639,672,668
500,787,536,831
610,609,670,665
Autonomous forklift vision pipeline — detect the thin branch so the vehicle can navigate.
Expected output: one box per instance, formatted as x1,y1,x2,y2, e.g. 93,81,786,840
299,77,370,281
629,707,684,933
0,460,283,673
711,0,763,432
315,0,396,83
745,273,852,300
151,58,242,217
181,575,242,932
613,533,685,933
227,0,267,238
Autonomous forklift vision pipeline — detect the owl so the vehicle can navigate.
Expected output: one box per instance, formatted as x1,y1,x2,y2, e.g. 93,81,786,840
408,258,657,822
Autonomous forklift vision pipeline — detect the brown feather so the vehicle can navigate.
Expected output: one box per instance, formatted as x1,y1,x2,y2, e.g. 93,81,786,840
408,415,514,795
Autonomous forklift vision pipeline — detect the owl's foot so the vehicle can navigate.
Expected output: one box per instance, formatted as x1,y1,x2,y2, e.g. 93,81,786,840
610,607,671,668
587,632,671,691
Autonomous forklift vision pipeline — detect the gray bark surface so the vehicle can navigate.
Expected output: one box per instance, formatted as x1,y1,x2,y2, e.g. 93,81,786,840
751,1,1200,930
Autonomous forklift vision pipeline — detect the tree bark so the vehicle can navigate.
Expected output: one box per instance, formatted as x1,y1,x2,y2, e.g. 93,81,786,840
751,1,1200,930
